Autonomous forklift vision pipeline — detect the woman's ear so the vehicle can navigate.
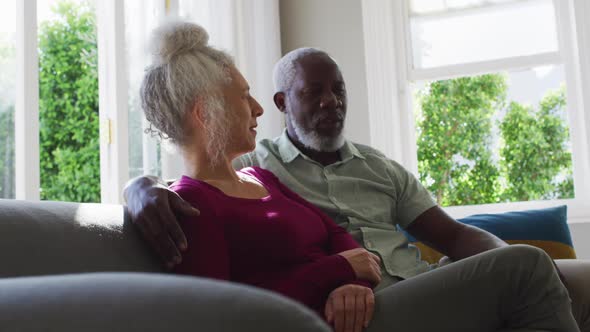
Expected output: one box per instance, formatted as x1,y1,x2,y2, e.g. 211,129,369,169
190,98,206,127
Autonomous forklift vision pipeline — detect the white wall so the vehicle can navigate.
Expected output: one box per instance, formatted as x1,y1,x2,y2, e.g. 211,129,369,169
279,0,371,145
278,0,590,259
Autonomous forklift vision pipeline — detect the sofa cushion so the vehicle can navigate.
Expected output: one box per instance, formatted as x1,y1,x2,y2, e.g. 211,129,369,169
0,272,330,332
406,205,576,264
0,199,162,277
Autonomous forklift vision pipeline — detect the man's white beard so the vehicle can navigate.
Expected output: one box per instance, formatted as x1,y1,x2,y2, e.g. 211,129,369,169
287,109,345,152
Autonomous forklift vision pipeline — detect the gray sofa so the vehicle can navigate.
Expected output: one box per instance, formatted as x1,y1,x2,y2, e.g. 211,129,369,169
0,199,330,332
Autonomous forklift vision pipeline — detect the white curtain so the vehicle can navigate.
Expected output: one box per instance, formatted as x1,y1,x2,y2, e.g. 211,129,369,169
161,0,283,178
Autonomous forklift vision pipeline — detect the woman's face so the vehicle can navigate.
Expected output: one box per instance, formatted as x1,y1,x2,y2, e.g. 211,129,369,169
222,66,264,156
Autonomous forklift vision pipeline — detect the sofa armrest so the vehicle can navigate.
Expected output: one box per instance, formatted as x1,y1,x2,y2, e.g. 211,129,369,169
0,199,162,276
0,272,330,332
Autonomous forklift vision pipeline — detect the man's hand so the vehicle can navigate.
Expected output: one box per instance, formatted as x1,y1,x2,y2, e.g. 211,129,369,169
325,284,375,332
338,248,382,285
123,176,200,268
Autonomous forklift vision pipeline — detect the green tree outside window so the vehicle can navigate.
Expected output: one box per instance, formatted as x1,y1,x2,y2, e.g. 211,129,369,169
416,74,574,206
38,0,100,202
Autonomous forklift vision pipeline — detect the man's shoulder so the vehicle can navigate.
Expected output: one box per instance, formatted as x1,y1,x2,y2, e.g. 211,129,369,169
234,136,283,168
351,142,386,158
351,142,407,170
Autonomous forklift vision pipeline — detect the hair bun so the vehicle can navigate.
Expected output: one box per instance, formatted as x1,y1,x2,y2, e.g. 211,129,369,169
150,21,209,64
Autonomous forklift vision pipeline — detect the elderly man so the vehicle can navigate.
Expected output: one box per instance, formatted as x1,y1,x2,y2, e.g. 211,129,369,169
125,47,589,331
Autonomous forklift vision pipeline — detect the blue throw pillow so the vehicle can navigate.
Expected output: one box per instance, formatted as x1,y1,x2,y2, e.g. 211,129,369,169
405,205,576,262
458,205,573,246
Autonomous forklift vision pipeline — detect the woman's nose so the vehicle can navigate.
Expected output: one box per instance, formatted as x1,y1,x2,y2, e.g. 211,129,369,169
251,97,264,117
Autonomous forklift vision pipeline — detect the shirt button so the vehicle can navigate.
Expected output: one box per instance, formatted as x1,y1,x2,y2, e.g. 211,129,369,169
366,241,373,248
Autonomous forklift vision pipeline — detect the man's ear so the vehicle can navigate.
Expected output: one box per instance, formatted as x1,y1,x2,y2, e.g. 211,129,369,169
273,92,286,113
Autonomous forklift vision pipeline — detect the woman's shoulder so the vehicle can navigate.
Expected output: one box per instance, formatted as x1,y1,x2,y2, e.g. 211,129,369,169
170,176,221,210
239,166,281,185
171,175,204,194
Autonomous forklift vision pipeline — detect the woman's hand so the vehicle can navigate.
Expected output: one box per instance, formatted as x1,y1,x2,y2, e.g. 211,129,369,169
325,284,375,332
338,248,382,285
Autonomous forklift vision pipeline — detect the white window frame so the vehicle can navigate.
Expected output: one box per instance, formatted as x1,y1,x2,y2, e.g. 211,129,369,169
362,0,590,222
98,0,182,202
15,0,282,204
96,0,130,204
15,0,40,200
13,0,132,204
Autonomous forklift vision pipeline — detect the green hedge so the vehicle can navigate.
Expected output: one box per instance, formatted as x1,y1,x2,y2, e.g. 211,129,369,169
38,0,100,202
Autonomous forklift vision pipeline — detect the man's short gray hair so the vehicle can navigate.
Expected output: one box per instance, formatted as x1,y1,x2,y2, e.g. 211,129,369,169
140,20,234,162
272,47,333,93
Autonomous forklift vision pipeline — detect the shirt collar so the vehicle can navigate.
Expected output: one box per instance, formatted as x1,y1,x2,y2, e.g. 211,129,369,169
277,130,300,163
277,129,365,164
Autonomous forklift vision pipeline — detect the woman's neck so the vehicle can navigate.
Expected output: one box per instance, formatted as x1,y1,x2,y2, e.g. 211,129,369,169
182,145,239,183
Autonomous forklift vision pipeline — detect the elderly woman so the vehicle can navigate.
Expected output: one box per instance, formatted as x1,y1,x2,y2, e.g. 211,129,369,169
140,21,381,331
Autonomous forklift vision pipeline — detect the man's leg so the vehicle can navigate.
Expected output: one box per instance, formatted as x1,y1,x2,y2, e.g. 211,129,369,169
556,259,590,332
366,245,579,332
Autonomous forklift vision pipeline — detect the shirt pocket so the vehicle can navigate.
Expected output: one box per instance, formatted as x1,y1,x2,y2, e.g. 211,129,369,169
352,181,396,223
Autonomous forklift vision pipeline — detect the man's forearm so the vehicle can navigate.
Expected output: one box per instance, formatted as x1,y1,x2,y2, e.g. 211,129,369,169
449,224,508,260
450,226,568,284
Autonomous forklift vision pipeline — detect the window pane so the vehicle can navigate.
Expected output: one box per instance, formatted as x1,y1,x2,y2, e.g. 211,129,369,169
410,0,518,14
0,0,16,198
410,0,481,14
38,0,100,202
178,0,235,52
125,0,162,179
179,0,212,30
446,0,483,7
410,0,558,68
413,65,574,207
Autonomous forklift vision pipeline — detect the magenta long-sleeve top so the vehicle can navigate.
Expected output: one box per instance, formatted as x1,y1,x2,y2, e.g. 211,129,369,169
171,167,372,316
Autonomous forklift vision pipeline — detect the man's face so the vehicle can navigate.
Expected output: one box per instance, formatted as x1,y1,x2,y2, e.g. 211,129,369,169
284,53,347,152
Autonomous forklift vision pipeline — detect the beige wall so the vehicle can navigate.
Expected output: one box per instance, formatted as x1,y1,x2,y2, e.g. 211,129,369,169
279,0,371,145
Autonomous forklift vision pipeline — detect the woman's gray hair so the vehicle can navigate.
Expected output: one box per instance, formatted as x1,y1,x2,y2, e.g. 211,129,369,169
140,20,234,164
272,47,333,93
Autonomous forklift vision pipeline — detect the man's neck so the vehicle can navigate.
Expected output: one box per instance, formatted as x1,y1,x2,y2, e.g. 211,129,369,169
287,132,341,166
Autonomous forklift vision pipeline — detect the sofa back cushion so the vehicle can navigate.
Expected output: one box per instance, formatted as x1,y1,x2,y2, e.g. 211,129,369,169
0,199,163,277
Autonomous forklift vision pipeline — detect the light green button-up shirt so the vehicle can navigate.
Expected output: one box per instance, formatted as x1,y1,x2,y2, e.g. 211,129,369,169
233,130,437,289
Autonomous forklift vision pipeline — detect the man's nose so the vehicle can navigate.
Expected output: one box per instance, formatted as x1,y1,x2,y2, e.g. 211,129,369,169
319,91,339,109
